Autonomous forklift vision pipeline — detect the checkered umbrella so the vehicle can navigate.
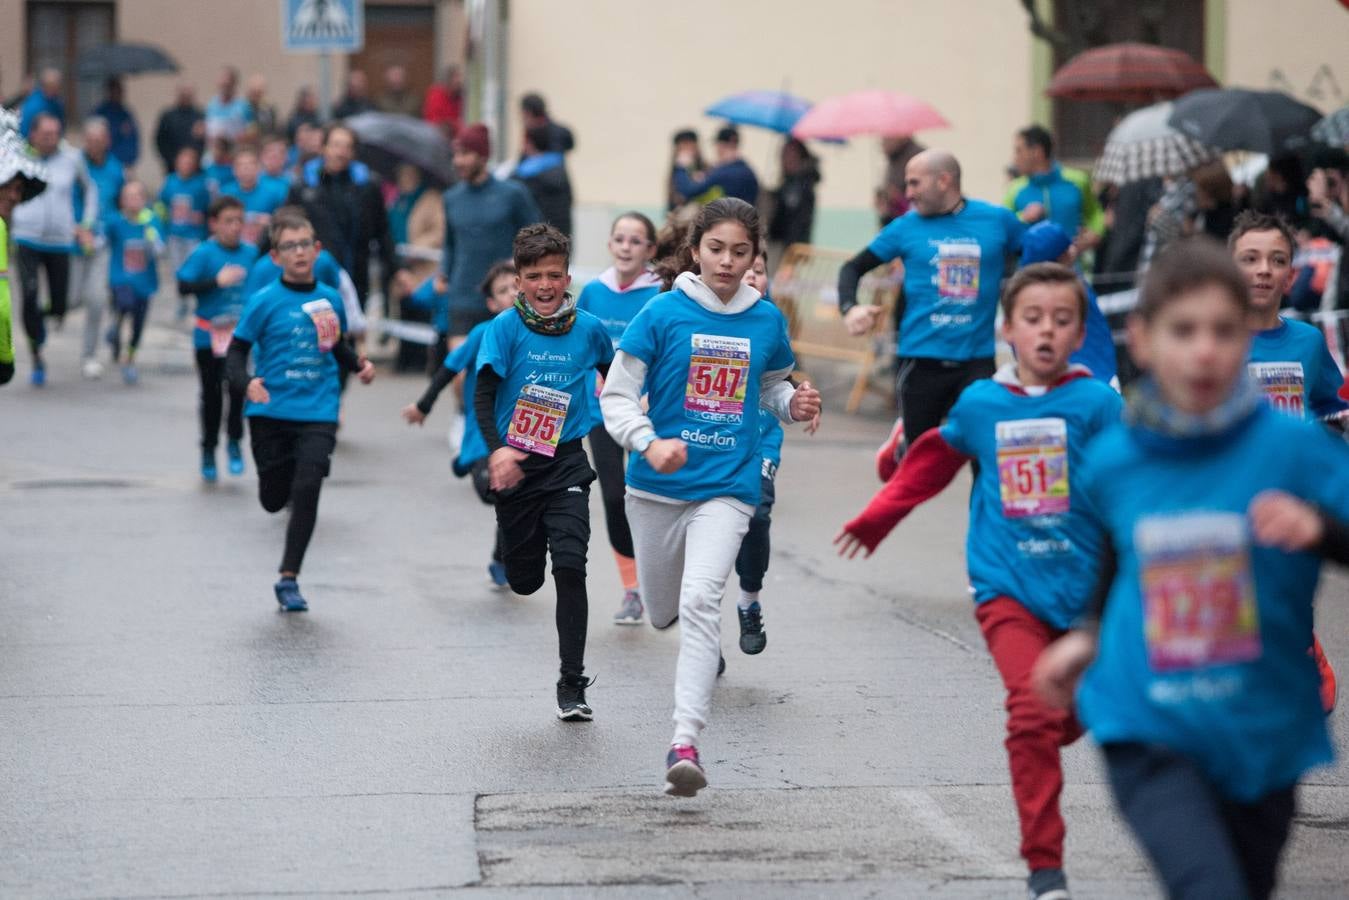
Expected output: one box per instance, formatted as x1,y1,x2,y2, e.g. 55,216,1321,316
0,107,48,201
1093,101,1220,184
1312,104,1349,146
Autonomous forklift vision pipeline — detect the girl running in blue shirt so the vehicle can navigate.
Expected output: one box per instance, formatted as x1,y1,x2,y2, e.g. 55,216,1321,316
1034,239,1349,900
601,198,821,796
105,180,163,385
576,212,662,625
402,261,517,587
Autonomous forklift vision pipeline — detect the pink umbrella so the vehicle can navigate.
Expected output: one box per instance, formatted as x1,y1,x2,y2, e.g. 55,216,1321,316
791,89,949,140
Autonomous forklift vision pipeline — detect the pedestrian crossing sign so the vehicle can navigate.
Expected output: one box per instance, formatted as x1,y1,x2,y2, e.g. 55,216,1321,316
283,0,364,52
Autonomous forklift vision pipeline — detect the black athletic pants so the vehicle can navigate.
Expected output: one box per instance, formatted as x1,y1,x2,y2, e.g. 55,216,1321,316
248,416,338,575
735,465,776,594
894,356,996,446
195,348,245,451
587,423,634,558
1104,742,1296,900
492,442,594,677
16,245,70,353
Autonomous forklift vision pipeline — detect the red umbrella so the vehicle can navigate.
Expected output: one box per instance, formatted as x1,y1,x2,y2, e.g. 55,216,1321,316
791,89,948,140
1047,42,1218,103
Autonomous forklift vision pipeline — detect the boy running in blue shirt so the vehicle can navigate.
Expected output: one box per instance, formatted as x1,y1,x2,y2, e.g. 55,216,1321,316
836,263,1122,900
402,261,517,586
473,224,614,721
226,209,375,612
177,195,259,482
1229,210,1347,713
1034,239,1349,900
576,212,662,624
160,146,210,320
105,180,163,385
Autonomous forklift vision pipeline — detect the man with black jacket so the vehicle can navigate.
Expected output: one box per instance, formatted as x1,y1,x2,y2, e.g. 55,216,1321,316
154,83,205,175
285,123,394,321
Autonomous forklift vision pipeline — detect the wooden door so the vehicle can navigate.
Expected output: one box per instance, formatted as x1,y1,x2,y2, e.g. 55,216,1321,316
347,2,436,114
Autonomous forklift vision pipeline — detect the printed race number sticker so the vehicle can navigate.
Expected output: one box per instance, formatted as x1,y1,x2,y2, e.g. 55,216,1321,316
1136,511,1261,672
207,316,237,358
1248,362,1305,417
301,299,341,352
122,241,147,274
170,195,193,225
996,418,1070,518
507,384,571,457
685,334,751,424
936,241,981,301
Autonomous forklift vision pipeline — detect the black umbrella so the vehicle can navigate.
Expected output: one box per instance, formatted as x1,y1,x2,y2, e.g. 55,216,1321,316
342,111,456,186
1167,88,1322,155
75,43,178,80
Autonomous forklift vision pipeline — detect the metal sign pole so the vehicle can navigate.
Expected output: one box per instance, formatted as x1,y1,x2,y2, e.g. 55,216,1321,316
319,51,332,121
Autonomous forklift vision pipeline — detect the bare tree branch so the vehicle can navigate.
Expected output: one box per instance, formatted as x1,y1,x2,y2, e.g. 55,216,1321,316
1021,0,1071,50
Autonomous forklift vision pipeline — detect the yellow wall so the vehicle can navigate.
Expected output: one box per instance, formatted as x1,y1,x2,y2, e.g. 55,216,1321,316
1222,0,1349,112
505,0,1036,224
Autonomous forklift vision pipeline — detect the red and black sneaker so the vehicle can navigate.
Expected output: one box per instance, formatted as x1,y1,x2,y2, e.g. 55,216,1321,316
664,744,707,797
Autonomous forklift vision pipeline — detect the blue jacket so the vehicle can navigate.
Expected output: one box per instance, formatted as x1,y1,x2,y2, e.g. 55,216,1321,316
19,90,64,137
674,159,759,205
93,100,139,167
442,177,541,311
1004,164,1103,238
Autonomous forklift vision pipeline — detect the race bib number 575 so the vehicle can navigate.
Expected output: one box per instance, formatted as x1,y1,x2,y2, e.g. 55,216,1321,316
685,333,750,424
1136,511,1261,672
508,384,571,457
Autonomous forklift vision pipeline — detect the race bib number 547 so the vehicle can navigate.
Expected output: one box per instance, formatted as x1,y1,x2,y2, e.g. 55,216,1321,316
685,334,750,424
1136,511,1261,672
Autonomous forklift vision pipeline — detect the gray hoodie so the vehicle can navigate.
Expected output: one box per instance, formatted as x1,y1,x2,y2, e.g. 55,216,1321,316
12,142,96,251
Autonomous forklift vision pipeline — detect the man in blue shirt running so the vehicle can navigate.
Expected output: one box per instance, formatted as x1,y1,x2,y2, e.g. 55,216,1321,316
838,149,1026,465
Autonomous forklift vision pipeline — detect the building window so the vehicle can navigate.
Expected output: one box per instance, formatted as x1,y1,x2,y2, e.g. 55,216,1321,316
26,1,116,125
1050,0,1204,163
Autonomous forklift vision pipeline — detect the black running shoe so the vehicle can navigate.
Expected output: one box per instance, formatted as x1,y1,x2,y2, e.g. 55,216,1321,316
556,674,595,721
718,654,726,676
737,601,766,654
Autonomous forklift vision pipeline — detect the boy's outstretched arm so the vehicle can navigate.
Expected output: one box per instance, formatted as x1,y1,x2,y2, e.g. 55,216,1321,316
834,429,969,558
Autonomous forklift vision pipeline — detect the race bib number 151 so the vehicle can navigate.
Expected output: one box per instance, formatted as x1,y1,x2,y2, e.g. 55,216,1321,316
301,299,341,353
996,417,1070,518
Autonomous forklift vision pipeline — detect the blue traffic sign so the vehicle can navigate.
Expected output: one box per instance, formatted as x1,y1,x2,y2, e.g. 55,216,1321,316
282,0,364,53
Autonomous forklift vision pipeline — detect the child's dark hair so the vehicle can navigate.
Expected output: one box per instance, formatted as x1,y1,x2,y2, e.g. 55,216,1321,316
268,205,315,246
1001,262,1086,322
480,260,518,296
1227,210,1296,256
513,223,570,269
207,195,243,221
1136,238,1250,322
653,199,762,290
612,210,657,245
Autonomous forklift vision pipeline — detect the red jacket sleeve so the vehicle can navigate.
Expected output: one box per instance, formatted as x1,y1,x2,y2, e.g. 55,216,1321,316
841,429,970,552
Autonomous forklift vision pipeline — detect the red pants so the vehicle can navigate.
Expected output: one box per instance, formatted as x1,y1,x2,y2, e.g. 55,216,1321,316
975,596,1084,872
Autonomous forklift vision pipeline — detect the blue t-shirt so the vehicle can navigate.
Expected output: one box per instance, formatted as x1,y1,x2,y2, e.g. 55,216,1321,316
244,249,344,300
204,162,234,197
620,290,795,507
576,273,662,424
1076,404,1349,801
1073,281,1117,383
406,275,450,334
477,307,614,454
234,280,349,423
222,179,289,245
757,294,786,467
868,199,1025,360
939,375,1122,628
442,176,541,311
106,214,161,299
177,238,260,350
160,173,211,241
443,321,492,467
74,153,124,235
1248,318,1347,420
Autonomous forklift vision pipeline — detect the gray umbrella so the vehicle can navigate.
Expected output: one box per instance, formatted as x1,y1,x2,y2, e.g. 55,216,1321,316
342,111,456,186
1312,104,1349,146
1168,88,1321,155
75,43,179,80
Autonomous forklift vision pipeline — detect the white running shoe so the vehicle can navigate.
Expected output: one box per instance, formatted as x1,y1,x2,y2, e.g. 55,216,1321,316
82,359,104,380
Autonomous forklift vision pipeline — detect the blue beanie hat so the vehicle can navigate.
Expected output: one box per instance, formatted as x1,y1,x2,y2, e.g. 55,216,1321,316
1020,222,1073,266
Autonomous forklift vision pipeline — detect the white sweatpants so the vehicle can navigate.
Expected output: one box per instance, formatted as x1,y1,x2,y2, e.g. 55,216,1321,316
626,493,751,747
72,247,110,360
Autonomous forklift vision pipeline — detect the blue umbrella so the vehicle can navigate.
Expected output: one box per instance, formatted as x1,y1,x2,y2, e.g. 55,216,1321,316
704,90,812,134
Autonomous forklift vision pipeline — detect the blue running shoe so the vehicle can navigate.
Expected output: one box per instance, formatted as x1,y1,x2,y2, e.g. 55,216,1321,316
274,578,308,612
664,744,707,797
488,560,509,589
121,364,138,385
227,440,245,476
30,364,45,387
201,450,218,484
